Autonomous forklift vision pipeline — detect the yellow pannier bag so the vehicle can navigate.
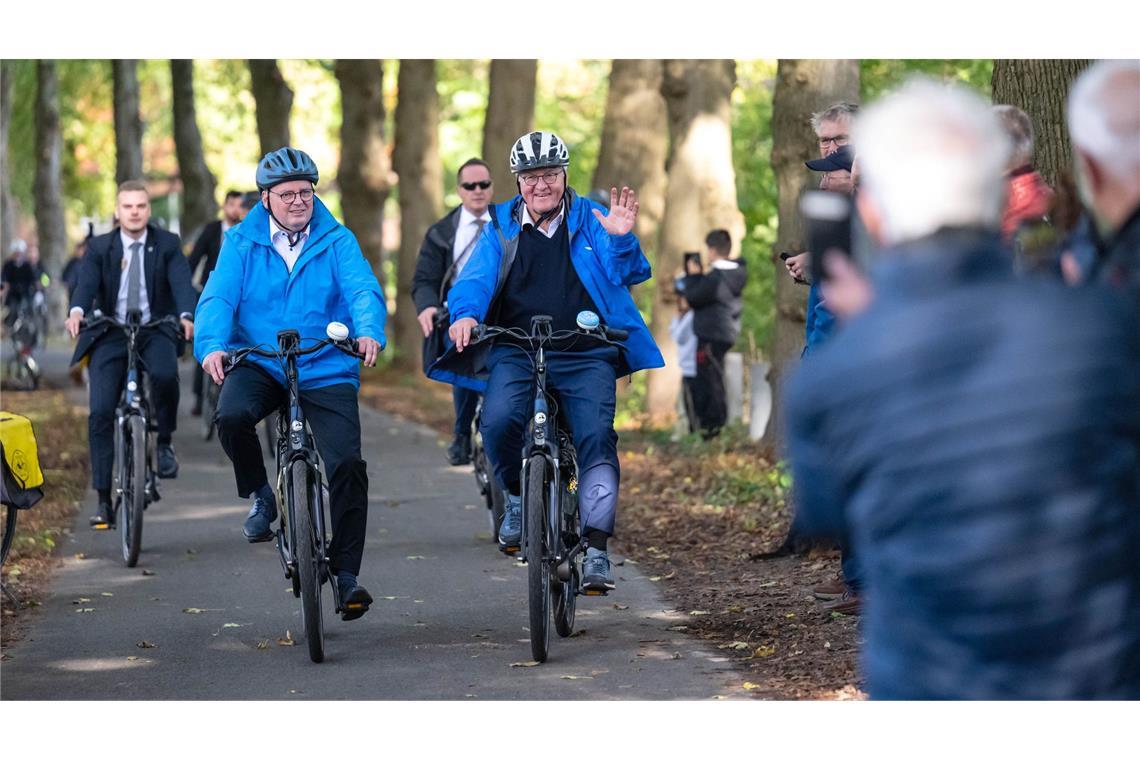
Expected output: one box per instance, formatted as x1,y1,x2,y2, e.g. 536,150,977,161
1,412,46,509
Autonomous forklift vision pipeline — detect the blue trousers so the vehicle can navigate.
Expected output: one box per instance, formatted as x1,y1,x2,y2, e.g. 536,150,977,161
480,344,620,535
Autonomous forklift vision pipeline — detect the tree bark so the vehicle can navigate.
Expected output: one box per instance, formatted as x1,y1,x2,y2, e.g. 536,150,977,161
171,60,218,242
248,59,294,158
112,60,144,184
482,60,536,202
391,60,443,369
991,59,1092,188
34,61,67,316
334,59,391,314
591,59,669,259
1,61,15,258
644,60,745,420
763,59,859,449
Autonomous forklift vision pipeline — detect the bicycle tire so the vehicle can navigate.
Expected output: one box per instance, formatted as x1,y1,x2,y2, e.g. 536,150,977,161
1,503,17,567
292,459,325,663
553,483,578,638
121,415,146,567
526,455,551,663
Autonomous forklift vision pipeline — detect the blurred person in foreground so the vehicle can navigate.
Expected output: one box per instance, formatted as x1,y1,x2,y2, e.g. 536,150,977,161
1068,59,1140,294
785,78,1140,699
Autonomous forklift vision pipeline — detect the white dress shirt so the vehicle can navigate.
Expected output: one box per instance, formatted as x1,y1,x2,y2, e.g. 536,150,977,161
270,217,310,273
518,202,565,238
116,229,151,322
452,206,492,280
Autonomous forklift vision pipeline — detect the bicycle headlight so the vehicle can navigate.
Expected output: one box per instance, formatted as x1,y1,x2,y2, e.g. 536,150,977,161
291,420,304,432
127,380,138,392
534,412,547,426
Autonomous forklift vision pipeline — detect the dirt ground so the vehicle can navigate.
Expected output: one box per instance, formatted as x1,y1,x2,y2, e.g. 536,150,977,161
359,367,864,699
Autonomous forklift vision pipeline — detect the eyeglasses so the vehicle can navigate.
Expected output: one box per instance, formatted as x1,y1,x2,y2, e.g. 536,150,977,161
268,188,315,205
818,135,849,148
460,180,492,191
518,171,564,188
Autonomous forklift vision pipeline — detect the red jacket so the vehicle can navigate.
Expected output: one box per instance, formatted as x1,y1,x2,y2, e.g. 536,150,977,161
1002,168,1054,239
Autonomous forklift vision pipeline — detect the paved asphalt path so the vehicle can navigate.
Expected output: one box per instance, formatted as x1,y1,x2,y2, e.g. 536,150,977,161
2,351,743,700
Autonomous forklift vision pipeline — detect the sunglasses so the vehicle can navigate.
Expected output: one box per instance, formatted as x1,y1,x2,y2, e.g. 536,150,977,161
460,180,492,191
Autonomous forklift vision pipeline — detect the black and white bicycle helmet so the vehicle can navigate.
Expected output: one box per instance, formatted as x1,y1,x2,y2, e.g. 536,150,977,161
509,131,570,173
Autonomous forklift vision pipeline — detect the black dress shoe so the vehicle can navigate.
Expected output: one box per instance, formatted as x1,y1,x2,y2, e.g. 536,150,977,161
89,501,114,529
157,443,179,479
337,574,373,621
447,434,471,466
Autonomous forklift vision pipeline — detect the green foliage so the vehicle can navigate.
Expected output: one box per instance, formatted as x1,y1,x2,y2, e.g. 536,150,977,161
860,59,993,102
535,60,609,195
436,59,489,208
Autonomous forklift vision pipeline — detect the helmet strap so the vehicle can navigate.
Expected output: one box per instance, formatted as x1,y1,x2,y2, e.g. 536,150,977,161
264,199,306,249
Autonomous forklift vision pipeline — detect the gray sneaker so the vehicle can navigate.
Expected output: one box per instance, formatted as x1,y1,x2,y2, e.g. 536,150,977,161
498,493,522,550
581,547,615,593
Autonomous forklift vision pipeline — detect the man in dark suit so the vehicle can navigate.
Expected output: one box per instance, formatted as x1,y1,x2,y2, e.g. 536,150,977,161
64,180,198,528
411,158,493,465
187,189,248,415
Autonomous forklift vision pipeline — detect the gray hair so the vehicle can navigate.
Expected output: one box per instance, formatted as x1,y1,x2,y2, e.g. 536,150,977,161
1067,60,1140,186
992,104,1035,171
852,77,1011,246
810,101,860,135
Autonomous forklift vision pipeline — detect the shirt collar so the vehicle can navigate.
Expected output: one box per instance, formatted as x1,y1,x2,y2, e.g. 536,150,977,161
269,216,310,242
459,206,491,226
120,228,147,251
518,201,565,231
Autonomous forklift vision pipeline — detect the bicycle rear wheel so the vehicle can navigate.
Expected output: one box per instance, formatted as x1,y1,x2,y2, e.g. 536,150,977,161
121,416,146,567
292,459,325,663
526,455,551,663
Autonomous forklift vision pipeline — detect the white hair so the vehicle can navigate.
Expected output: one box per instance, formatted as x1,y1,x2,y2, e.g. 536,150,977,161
852,77,1011,246
1067,59,1140,187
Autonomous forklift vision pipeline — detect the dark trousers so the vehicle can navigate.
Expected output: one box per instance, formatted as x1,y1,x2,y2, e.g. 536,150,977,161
88,331,180,490
453,385,480,437
192,363,205,405
215,366,370,576
681,376,698,434
692,340,732,436
481,344,618,496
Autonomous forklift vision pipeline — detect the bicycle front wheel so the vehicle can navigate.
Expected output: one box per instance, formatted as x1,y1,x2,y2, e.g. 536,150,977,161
1,503,18,567
291,459,325,663
525,455,551,663
121,416,146,567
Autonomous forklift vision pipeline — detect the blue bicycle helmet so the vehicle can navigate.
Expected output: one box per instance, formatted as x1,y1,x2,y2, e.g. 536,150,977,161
255,147,319,190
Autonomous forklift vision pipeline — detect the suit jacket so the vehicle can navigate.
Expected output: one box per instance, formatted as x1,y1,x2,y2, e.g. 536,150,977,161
187,219,225,291
69,224,198,364
410,206,462,314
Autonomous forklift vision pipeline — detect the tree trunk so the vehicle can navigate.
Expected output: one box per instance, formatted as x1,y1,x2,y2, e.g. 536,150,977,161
392,60,443,369
171,60,218,242
991,59,1091,188
644,60,745,421
34,61,67,317
763,59,859,449
1,61,15,258
248,59,294,157
112,60,144,184
591,59,669,259
482,59,536,202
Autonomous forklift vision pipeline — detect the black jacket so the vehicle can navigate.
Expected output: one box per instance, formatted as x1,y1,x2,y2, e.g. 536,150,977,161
1097,205,1140,295
410,206,463,314
187,219,226,291
681,258,747,345
69,224,198,364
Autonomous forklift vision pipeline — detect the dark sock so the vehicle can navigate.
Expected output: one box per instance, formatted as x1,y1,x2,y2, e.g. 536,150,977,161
254,482,274,503
586,529,610,551
337,570,357,589
97,488,111,505
508,483,520,498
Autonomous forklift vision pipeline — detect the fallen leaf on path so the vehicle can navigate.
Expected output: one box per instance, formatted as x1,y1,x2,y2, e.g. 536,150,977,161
126,656,139,661
256,640,271,650
101,592,114,597
136,640,157,648
719,641,751,651
405,555,427,560
74,553,88,560
569,629,588,638
509,661,541,668
612,603,629,610
72,598,91,604
277,631,295,646
742,682,762,690
472,633,488,639
141,569,156,576
671,652,683,660
648,571,675,582
414,599,424,604
560,675,594,680
382,596,398,600
666,625,689,632
688,610,710,616
753,646,776,658
75,608,95,613
222,623,243,629
182,608,215,614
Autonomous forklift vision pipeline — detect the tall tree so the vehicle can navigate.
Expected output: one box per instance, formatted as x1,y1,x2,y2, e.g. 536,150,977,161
33,61,67,313
392,60,443,368
763,59,859,448
591,59,669,258
645,60,745,420
991,59,1091,188
248,59,294,157
171,60,218,241
482,59,536,202
334,60,391,294
112,60,143,184
1,61,15,257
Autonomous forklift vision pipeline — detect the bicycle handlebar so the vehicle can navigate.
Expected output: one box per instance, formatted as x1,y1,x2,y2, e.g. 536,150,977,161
472,322,629,350
226,336,365,374
80,313,182,333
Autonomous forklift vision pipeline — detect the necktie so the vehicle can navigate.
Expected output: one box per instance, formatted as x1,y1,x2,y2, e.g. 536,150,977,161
126,241,142,312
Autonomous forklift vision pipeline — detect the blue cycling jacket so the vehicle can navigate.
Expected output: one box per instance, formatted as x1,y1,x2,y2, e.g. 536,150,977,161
193,198,386,390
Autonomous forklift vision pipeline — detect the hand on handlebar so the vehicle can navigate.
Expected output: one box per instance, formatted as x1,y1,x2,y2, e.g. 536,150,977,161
356,336,381,367
65,313,83,339
449,317,478,353
203,350,228,386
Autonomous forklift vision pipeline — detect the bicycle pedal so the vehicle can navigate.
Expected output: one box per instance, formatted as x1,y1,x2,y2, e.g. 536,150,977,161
92,523,112,531
582,588,608,597
499,544,521,555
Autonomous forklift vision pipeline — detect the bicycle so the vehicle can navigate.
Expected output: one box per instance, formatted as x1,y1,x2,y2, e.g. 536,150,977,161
226,322,366,664
471,397,506,543
471,313,628,663
3,299,42,392
79,311,181,567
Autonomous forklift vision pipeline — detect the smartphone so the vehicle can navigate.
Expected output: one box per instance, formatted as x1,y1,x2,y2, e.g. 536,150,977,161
800,190,853,283
683,251,703,274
